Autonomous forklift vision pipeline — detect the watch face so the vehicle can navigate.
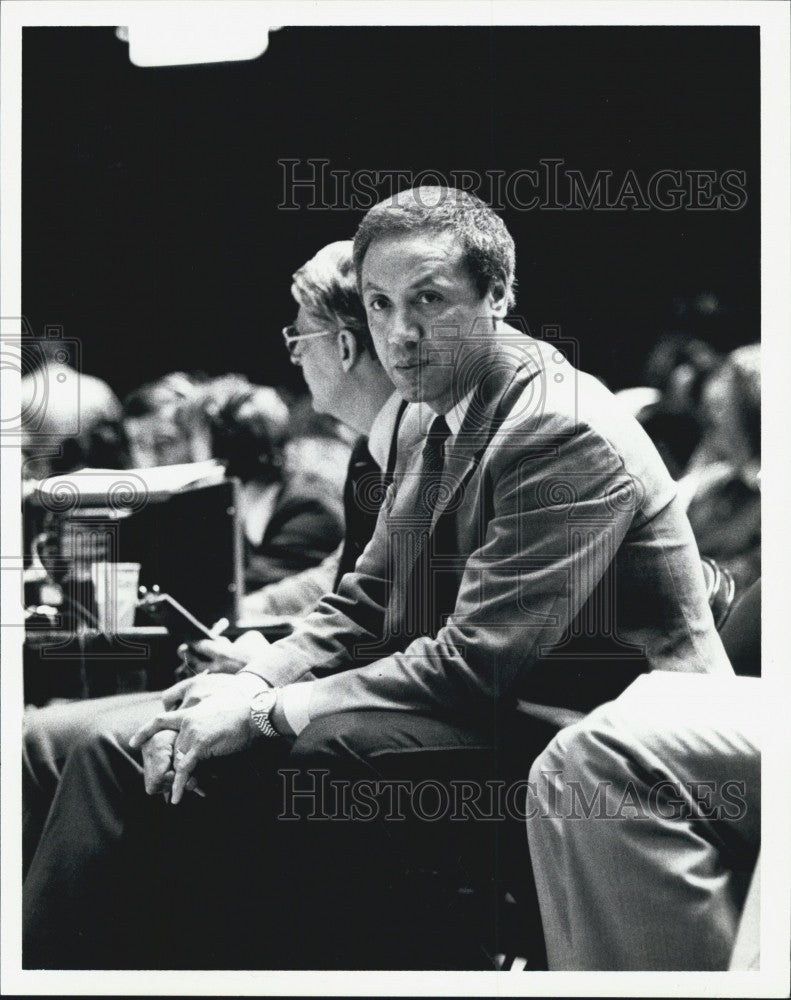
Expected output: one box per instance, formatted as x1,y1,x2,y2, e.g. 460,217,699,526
254,690,275,711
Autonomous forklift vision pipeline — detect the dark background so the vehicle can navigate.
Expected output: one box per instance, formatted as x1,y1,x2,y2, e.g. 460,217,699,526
22,26,760,399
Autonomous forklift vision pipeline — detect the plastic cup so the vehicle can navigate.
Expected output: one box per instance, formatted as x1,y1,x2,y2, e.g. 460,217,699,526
90,562,141,632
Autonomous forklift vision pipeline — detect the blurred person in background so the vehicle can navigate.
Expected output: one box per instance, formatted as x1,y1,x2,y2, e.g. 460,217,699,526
643,333,723,417
121,370,345,592
122,371,214,469
21,340,128,598
21,338,127,482
202,373,345,591
678,343,761,590
619,334,723,479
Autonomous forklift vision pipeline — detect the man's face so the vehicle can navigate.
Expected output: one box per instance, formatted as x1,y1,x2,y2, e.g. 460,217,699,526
360,229,501,414
289,305,341,416
124,409,202,468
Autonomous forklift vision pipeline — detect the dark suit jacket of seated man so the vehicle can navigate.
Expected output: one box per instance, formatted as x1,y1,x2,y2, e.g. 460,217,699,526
240,334,732,726
23,189,734,971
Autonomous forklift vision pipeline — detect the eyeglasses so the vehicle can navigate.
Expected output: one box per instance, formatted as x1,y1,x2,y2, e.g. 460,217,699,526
281,324,337,361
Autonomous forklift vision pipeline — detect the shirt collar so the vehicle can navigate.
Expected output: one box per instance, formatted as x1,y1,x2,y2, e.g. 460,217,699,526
367,391,403,471
444,388,476,439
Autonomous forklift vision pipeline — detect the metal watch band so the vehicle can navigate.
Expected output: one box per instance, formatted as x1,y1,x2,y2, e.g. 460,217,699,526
250,689,279,738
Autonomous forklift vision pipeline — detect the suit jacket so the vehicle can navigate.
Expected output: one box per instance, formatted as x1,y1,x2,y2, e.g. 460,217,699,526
242,399,410,617
334,399,409,587
247,332,733,722
244,469,345,590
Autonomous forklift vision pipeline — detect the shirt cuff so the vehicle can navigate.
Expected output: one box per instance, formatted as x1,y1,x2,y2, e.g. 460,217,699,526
241,641,313,688
239,667,274,688
279,683,313,737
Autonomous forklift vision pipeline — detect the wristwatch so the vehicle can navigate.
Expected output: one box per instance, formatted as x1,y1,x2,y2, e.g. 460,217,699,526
250,688,280,739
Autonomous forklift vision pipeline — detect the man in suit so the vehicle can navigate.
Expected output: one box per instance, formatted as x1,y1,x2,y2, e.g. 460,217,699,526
25,190,732,969
241,239,406,614
22,240,404,902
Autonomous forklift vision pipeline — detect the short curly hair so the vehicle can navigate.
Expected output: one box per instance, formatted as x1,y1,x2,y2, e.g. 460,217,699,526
291,240,375,356
204,374,290,483
122,372,209,435
352,186,517,310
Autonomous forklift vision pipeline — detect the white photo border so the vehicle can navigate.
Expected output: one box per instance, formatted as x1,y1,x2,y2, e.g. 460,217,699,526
2,2,789,996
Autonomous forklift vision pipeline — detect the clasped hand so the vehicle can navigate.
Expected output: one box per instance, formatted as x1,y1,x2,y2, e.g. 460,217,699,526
130,630,270,805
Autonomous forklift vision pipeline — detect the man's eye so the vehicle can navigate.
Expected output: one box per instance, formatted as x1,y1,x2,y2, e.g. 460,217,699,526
417,291,442,305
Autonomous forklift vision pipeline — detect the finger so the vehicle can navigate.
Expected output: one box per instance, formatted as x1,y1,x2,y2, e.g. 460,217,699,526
194,635,235,656
129,710,184,748
185,776,207,799
141,728,176,749
161,677,194,710
141,733,176,794
209,617,230,637
171,747,201,805
185,643,215,664
145,766,175,796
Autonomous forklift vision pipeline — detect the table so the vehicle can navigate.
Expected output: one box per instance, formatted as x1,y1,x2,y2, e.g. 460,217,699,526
23,620,294,705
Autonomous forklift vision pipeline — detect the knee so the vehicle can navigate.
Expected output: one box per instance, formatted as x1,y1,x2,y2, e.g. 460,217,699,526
289,714,352,766
528,708,624,792
289,711,385,772
23,706,92,776
23,710,51,768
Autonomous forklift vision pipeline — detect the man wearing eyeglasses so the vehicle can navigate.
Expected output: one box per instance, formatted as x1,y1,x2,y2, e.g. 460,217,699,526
239,243,403,616
22,240,412,968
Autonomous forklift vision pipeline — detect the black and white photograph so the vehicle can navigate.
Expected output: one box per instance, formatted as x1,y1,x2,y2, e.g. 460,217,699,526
1,1,789,995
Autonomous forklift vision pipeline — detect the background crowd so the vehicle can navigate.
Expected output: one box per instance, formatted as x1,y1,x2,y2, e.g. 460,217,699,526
21,321,762,606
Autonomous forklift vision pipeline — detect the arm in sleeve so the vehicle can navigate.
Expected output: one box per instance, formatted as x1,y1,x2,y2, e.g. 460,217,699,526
280,425,642,724
240,482,398,688
245,475,345,589
240,545,341,620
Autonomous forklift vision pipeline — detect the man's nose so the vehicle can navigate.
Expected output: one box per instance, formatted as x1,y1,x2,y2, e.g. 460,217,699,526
386,307,422,348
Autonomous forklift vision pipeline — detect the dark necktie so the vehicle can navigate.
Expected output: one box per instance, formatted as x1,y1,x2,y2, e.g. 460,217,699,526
397,414,453,639
413,414,452,531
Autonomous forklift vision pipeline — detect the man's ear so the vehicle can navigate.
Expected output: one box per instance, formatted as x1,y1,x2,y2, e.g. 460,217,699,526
337,329,360,373
488,279,509,319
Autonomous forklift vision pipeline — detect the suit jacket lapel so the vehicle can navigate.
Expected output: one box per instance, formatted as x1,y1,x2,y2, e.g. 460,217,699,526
387,339,543,638
428,344,535,530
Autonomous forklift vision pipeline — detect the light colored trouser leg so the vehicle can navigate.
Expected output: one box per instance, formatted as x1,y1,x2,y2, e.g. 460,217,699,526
23,690,162,876
526,673,761,970
730,851,760,970
23,693,168,968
